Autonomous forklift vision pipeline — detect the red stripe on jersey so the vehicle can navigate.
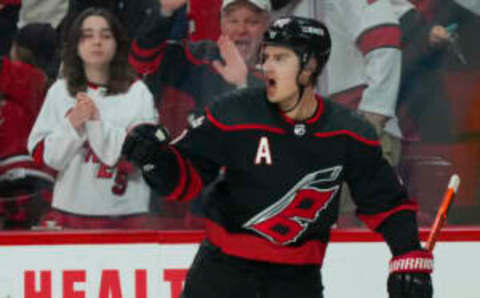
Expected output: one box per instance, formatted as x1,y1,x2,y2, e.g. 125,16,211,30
206,109,286,134
130,41,167,59
313,130,380,146
182,41,225,75
165,147,188,201
307,95,325,124
356,25,402,55
329,84,367,110
128,52,165,75
205,219,328,265
184,41,211,66
32,141,58,176
280,94,325,125
178,160,204,201
357,200,419,230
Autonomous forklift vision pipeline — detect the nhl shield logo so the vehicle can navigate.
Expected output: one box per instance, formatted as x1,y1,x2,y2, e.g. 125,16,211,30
294,124,306,136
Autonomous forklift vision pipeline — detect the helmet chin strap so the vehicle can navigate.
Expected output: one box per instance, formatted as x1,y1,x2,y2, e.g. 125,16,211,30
280,84,304,113
280,51,311,113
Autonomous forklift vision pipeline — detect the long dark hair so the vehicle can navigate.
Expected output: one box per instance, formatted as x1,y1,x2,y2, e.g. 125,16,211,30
61,8,136,96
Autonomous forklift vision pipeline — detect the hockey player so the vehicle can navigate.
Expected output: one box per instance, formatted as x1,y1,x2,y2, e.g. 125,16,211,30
122,16,433,298
27,8,158,229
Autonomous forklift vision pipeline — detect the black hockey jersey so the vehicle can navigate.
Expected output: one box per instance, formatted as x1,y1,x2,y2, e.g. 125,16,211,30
149,87,418,265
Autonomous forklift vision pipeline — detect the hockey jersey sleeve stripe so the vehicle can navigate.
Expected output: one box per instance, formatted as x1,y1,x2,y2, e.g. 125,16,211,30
313,130,380,146
177,160,204,202
205,219,328,265
357,200,418,230
164,147,188,201
356,24,402,56
206,108,286,134
184,41,212,66
128,51,166,75
130,40,167,60
31,141,59,177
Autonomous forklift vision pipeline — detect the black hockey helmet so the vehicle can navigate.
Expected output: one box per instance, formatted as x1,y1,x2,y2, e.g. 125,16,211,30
263,16,331,76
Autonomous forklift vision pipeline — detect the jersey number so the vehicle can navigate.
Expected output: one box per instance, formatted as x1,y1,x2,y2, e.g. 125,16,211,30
97,164,128,196
243,166,342,245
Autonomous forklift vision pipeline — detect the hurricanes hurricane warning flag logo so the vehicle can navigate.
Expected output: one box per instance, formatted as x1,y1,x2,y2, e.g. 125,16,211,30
243,166,342,245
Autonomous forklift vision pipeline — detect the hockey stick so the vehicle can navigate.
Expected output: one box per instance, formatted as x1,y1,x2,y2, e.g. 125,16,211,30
425,174,461,252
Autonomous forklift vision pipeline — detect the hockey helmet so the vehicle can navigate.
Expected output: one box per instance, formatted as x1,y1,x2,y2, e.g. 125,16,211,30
263,16,331,72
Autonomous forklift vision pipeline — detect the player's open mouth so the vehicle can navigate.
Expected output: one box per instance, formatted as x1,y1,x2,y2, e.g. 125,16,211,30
267,78,276,87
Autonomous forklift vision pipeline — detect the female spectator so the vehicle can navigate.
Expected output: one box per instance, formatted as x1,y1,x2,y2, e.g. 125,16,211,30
59,0,160,42
28,8,158,229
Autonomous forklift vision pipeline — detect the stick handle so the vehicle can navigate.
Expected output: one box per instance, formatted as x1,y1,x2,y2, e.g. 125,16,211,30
425,174,460,252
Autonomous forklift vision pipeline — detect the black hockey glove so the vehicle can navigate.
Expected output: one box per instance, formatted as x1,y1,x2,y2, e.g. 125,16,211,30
387,250,433,298
122,124,170,171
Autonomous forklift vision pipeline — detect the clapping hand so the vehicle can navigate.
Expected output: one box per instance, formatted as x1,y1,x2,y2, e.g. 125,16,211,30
212,35,248,87
68,93,99,131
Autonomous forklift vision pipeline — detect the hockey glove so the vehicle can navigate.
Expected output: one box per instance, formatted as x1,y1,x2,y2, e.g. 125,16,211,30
387,250,433,298
121,124,170,172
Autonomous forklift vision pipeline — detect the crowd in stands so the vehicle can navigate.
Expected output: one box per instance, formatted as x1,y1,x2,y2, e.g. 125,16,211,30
0,0,479,230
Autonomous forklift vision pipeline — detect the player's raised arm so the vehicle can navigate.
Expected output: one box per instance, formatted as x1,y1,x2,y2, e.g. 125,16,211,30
122,109,224,202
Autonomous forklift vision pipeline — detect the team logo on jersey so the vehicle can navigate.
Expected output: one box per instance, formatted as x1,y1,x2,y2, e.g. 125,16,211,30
243,166,342,245
293,124,306,136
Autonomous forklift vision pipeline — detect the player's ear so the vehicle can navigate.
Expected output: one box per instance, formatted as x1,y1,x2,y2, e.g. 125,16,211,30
298,57,317,86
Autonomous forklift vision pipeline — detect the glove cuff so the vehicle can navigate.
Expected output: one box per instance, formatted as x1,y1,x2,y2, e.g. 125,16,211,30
389,250,433,274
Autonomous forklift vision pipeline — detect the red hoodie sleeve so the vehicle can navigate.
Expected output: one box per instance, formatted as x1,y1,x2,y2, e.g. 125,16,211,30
0,58,47,122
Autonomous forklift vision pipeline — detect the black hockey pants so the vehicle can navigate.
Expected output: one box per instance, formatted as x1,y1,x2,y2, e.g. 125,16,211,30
181,240,324,298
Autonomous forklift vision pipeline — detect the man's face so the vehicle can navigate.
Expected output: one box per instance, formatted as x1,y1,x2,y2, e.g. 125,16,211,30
262,45,301,107
220,4,269,64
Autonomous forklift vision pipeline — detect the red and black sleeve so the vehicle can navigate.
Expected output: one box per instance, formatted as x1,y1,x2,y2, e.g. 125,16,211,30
344,128,421,255
129,7,181,75
144,112,225,202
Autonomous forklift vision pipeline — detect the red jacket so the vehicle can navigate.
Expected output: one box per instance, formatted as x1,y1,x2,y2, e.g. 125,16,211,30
0,58,47,126
0,57,54,197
